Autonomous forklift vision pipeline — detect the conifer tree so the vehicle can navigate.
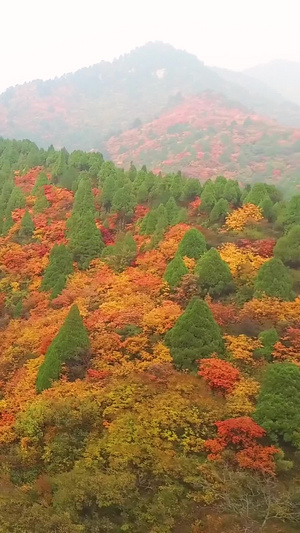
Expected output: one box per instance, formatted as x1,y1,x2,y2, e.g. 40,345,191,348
36,304,90,392
33,187,50,214
31,171,48,195
200,181,216,213
165,196,179,225
254,363,300,446
165,297,224,370
102,232,137,272
140,209,158,235
163,255,189,289
209,198,229,224
177,228,206,260
18,210,35,242
2,186,26,234
274,225,300,266
195,248,233,297
223,179,241,205
41,244,73,298
254,258,293,300
111,183,136,229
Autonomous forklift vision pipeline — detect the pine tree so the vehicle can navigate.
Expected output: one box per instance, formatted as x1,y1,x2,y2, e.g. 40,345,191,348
102,232,137,272
111,183,136,229
31,171,48,195
274,225,300,266
165,297,224,370
18,210,35,242
223,179,241,205
155,204,168,233
36,304,90,392
101,174,117,212
2,186,26,234
209,198,229,224
33,187,50,214
165,196,179,225
200,181,216,213
214,176,227,200
140,209,158,235
254,363,300,446
163,255,189,289
256,328,279,361
195,248,233,297
181,178,202,202
41,244,73,298
177,228,206,260
254,258,293,300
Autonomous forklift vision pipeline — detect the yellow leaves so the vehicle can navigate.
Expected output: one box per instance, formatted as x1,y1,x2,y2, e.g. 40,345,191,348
10,281,20,294
224,334,262,364
241,296,300,324
219,242,266,281
150,343,172,365
225,203,263,232
142,300,182,335
227,378,260,417
182,256,196,270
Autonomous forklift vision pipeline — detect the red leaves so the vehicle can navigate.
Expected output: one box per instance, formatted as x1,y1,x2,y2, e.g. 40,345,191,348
198,358,241,393
205,417,279,475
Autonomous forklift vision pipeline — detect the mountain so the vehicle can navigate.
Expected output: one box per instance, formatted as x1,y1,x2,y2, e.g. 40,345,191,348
106,92,300,193
2,42,300,154
0,139,300,532
245,59,300,106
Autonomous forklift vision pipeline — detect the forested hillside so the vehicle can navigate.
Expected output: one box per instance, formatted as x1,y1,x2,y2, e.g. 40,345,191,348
0,138,300,531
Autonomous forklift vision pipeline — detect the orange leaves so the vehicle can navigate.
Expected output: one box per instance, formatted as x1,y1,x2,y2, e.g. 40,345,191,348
240,296,300,325
224,334,262,364
158,223,191,260
198,357,241,393
205,417,278,475
142,300,182,335
273,326,300,363
225,203,263,232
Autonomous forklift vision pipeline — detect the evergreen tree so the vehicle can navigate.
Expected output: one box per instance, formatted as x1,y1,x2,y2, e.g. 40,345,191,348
261,196,275,222
214,176,227,200
165,196,178,225
274,225,300,266
136,182,148,204
111,184,136,229
163,255,189,289
3,186,26,234
223,179,241,205
36,304,90,392
101,174,117,212
281,195,300,229
31,171,48,195
33,187,50,214
165,297,224,370
41,244,73,298
209,198,229,224
181,178,202,202
195,248,233,297
200,181,216,213
140,209,158,235
18,210,35,242
254,363,300,446
102,232,137,272
177,228,206,260
254,258,293,300
69,211,104,270
72,176,95,217
256,328,279,361
244,183,269,206
155,204,168,233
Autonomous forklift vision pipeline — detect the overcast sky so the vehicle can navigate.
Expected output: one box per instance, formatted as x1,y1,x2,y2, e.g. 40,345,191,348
1,0,299,93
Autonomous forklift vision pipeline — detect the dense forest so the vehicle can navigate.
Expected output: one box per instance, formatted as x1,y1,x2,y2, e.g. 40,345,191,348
1,138,300,532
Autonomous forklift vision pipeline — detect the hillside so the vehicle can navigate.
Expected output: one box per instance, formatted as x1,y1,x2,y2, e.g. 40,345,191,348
2,42,300,154
106,93,300,193
246,59,300,106
1,139,300,531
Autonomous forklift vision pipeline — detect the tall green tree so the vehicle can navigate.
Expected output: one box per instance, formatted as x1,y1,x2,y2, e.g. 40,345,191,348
165,297,224,370
254,258,293,300
195,248,233,297
274,225,300,266
41,244,73,299
2,186,26,234
102,232,137,272
163,255,188,289
31,171,48,195
177,228,206,260
254,363,300,446
33,187,50,214
36,304,90,392
18,210,35,242
209,198,229,224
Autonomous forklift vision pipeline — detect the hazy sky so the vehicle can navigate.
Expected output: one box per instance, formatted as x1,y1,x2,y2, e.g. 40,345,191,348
1,0,299,93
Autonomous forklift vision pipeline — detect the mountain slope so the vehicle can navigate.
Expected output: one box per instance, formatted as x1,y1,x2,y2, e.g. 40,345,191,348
106,93,300,192
245,59,300,106
2,42,300,153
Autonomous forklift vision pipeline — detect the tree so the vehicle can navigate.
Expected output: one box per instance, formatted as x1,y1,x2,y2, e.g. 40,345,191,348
41,244,73,299
243,183,269,206
199,358,241,393
165,196,179,225
33,187,50,214
177,228,206,260
200,181,216,213
111,184,136,229
254,258,293,300
281,195,300,229
254,363,300,446
102,232,137,272
165,297,224,370
140,209,158,235
256,328,279,361
274,225,300,266
31,171,48,195
223,179,241,206
2,186,26,234
36,304,90,392
209,198,229,224
101,174,117,212
214,176,227,200
181,178,202,202
68,211,104,269
18,210,35,242
163,255,189,289
195,248,233,297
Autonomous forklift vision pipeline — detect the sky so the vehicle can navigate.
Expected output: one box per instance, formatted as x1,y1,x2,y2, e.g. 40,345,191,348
1,0,299,93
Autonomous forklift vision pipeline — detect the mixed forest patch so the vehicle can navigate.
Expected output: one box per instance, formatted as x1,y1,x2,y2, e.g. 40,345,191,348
0,138,299,532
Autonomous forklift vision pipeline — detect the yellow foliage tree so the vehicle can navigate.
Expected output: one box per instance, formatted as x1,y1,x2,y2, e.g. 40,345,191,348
225,203,263,232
